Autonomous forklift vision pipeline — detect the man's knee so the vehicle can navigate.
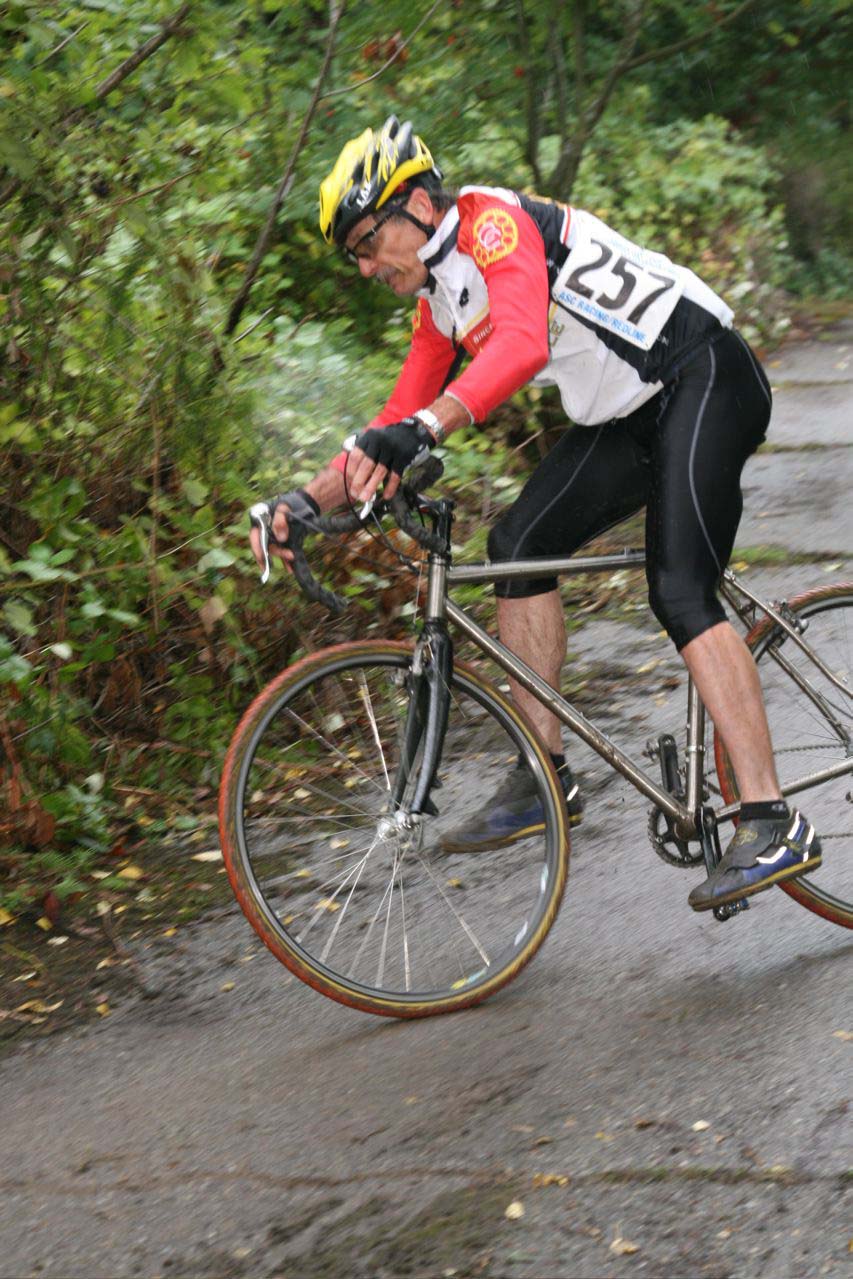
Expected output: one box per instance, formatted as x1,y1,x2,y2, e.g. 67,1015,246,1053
489,513,557,600
487,513,518,565
648,568,727,651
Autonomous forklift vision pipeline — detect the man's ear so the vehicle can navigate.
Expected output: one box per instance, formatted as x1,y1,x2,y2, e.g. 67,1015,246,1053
408,185,436,224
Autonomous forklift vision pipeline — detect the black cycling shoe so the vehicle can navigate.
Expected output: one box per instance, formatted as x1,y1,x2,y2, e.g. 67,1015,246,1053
440,761,583,854
688,809,821,912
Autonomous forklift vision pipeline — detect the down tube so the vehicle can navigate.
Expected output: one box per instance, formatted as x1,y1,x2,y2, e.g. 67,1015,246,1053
445,600,688,826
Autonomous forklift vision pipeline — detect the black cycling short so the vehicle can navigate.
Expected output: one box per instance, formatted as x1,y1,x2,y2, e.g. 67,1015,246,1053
487,328,772,651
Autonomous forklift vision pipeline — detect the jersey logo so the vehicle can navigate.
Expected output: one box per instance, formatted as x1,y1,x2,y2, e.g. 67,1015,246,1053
412,298,425,333
472,208,519,269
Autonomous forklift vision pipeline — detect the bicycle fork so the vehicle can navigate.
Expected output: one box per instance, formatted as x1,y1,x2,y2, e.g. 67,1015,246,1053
391,622,453,819
391,533,455,822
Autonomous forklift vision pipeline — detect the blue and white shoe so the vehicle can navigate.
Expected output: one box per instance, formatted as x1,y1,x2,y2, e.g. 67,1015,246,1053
688,809,821,911
440,762,583,854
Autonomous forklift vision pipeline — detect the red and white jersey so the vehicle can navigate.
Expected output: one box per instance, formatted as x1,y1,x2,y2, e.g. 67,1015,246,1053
333,186,733,468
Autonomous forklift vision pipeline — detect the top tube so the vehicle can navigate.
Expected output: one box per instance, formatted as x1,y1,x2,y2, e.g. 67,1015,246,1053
448,549,646,585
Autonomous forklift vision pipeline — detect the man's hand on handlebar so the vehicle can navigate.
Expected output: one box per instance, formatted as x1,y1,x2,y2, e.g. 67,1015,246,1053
347,418,435,505
250,487,320,578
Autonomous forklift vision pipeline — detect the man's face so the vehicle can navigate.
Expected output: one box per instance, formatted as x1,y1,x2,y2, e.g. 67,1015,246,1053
344,201,430,295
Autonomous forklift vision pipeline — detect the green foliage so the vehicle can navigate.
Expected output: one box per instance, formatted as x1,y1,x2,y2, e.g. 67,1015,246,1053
0,0,848,913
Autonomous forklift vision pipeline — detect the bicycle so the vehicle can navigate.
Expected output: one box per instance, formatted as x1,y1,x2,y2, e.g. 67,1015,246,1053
219,457,852,1018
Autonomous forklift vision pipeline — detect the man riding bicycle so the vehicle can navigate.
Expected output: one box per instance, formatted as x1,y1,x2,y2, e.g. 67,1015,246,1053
250,116,821,913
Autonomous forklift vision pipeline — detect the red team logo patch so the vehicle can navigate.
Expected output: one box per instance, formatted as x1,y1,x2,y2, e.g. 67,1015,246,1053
472,208,519,269
412,298,424,333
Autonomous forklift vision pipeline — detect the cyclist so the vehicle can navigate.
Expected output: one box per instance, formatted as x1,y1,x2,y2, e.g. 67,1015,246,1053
251,116,821,913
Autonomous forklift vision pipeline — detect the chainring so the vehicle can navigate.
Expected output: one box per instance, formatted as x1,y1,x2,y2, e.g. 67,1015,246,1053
647,807,705,868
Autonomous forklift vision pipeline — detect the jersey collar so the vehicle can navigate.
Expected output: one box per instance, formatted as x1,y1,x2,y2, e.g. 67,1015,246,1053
417,206,460,291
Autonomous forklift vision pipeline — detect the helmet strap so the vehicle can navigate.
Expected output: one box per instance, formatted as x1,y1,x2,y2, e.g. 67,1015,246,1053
392,207,435,241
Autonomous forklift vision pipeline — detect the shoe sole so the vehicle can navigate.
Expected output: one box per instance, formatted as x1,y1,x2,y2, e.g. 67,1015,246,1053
441,811,583,855
690,851,823,912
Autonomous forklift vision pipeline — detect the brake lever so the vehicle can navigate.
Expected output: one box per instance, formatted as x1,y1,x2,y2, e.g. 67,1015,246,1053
249,501,273,584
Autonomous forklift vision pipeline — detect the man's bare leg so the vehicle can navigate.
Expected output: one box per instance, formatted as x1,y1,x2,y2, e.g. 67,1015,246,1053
680,620,782,802
497,591,566,754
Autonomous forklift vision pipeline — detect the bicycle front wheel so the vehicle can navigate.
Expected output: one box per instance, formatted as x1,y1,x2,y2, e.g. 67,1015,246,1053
715,582,853,927
219,641,570,1016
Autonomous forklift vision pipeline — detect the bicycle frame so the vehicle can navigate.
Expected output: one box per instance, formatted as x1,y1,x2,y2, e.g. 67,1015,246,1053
408,543,852,841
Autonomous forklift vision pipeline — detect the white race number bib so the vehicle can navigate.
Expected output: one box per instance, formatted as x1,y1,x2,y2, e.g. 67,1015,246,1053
552,211,686,351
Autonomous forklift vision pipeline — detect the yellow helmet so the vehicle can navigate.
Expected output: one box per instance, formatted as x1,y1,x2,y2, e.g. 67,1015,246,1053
319,116,441,247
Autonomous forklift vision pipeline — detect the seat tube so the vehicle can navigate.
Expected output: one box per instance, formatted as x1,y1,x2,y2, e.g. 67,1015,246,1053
685,676,707,815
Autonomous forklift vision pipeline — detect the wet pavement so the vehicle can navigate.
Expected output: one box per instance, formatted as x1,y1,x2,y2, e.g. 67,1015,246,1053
1,324,851,1279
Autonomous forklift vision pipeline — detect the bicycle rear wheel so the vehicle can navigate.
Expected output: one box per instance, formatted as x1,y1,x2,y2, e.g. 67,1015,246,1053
715,582,853,927
219,641,570,1016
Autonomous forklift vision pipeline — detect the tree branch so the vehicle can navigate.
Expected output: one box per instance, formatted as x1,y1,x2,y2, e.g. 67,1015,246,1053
552,0,570,144
550,0,646,195
320,0,446,100
89,3,193,104
222,0,345,343
620,0,761,74
515,0,543,187
0,3,194,212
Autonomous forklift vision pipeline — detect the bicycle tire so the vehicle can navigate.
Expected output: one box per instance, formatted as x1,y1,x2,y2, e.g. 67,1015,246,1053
219,641,570,1016
714,582,853,928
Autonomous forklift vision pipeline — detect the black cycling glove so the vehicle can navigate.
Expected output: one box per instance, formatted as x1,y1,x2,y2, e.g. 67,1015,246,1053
267,488,320,544
353,417,434,477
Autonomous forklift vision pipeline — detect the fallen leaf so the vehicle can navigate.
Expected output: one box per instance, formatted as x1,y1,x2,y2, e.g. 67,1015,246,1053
294,788,311,800
594,1130,615,1142
47,936,69,947
191,850,222,863
200,595,228,634
717,1228,732,1239
634,1118,655,1130
610,1237,640,1256
531,1136,552,1147
163,927,177,937
294,869,311,879
329,837,349,850
562,1117,577,1128
221,981,235,992
512,1124,535,1134
315,898,341,912
0,908,16,926
117,864,144,880
96,958,115,970
446,877,464,888
90,870,111,880
42,891,62,925
404,1095,419,1105
95,1002,110,1017
832,1030,853,1042
96,901,111,916
35,915,53,931
16,998,63,1014
11,971,36,982
532,1173,569,1188
692,1120,710,1132
504,1201,525,1220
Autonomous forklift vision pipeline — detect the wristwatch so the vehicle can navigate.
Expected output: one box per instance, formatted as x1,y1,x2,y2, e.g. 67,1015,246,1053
414,407,446,445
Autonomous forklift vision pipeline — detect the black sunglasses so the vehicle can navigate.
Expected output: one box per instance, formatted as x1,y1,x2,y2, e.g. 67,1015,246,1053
343,204,399,264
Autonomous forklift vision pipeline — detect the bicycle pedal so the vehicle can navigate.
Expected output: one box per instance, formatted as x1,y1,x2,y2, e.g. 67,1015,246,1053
712,897,750,922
